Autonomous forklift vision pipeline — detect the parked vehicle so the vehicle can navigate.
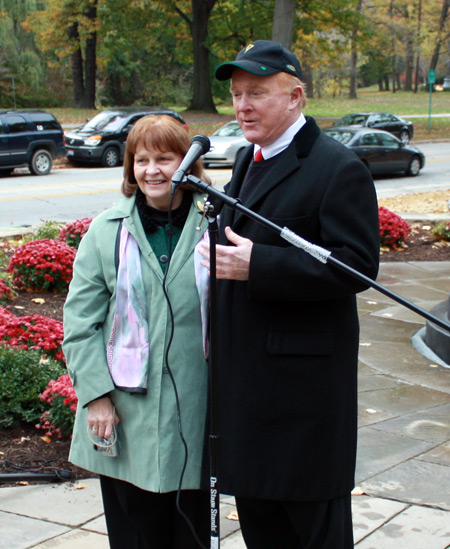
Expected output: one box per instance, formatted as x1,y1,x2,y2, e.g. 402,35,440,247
203,120,250,167
330,112,414,144
64,107,188,167
323,127,425,176
0,110,65,176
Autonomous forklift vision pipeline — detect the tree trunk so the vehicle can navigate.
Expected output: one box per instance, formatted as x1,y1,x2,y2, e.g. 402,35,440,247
349,0,362,99
188,0,217,112
302,60,314,98
404,36,414,91
272,0,296,49
84,0,97,109
414,0,423,93
429,0,450,70
349,36,358,98
68,22,85,108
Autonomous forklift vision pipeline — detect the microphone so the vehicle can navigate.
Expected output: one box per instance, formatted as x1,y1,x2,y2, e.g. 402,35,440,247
171,135,210,188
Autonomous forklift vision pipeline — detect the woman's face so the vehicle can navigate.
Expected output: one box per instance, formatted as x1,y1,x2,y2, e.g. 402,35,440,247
133,143,184,210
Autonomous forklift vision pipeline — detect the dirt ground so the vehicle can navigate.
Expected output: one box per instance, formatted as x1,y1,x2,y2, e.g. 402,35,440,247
1,189,449,487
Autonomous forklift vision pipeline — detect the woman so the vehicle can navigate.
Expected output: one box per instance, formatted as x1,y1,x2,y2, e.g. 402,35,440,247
63,115,210,548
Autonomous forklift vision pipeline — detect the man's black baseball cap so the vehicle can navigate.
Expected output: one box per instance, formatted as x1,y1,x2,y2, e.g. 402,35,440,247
215,40,303,81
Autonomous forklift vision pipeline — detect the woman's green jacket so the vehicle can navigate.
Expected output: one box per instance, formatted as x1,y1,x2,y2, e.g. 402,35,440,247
63,192,209,492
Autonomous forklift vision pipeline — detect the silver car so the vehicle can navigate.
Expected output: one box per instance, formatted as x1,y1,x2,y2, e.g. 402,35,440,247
203,121,251,167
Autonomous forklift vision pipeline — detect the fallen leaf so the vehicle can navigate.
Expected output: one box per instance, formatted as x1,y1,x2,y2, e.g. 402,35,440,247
429,364,439,368
20,437,31,443
360,342,371,347
18,481,29,486
74,483,87,490
40,436,52,444
31,298,46,304
226,510,239,521
351,487,366,496
365,409,378,414
13,305,25,310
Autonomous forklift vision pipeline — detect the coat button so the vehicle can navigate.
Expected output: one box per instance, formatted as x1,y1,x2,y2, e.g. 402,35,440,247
160,254,169,264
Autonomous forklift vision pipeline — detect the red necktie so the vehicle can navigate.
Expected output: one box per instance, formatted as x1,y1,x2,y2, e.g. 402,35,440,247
254,149,264,162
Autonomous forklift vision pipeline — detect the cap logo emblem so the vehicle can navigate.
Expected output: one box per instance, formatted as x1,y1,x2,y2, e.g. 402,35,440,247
261,66,267,71
286,64,296,72
245,44,254,53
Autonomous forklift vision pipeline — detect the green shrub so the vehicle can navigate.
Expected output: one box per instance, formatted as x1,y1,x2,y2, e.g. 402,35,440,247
33,220,63,240
431,221,450,242
0,347,65,428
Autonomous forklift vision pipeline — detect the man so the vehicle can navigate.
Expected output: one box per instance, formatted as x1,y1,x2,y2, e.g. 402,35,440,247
199,40,379,548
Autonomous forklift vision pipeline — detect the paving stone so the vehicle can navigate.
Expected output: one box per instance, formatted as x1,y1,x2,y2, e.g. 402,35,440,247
32,529,109,548
418,441,450,467
221,529,246,548
81,515,108,535
0,479,103,527
359,315,422,343
369,402,450,443
361,459,450,511
358,384,450,417
356,427,433,483
0,511,69,549
356,504,450,548
358,373,404,393
358,340,450,394
352,495,407,543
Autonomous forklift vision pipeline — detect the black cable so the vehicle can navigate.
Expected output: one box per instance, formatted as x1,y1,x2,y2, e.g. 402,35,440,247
160,190,208,549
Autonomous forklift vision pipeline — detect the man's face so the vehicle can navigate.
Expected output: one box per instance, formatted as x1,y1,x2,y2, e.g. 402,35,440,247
230,69,301,148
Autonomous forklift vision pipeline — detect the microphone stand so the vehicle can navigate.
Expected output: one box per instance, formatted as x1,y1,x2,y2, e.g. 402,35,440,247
199,201,221,549
183,173,450,549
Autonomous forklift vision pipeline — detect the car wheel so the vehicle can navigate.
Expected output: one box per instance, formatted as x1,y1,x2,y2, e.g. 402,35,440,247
399,130,410,144
406,155,421,176
0,168,13,177
101,147,120,167
29,149,52,175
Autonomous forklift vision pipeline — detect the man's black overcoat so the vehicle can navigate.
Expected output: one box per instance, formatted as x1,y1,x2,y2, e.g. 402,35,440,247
214,117,380,502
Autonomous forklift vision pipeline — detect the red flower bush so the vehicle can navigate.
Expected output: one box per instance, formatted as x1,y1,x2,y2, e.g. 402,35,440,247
36,374,77,439
0,278,17,305
59,217,92,249
378,207,411,248
0,306,65,364
7,238,76,292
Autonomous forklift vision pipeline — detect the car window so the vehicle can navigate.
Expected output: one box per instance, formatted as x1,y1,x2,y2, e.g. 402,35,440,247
324,130,354,144
386,114,399,122
28,112,60,130
83,112,128,132
0,119,4,134
368,114,385,124
214,124,243,137
6,115,29,133
361,133,379,146
377,133,399,147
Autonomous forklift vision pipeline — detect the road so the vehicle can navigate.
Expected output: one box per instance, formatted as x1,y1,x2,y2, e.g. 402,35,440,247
0,142,448,228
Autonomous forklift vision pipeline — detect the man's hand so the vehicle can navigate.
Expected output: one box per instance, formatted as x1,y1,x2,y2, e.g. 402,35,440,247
88,396,120,440
199,226,253,280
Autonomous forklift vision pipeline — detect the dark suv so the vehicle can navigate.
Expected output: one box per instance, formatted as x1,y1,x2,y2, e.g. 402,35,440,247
0,110,65,176
64,107,188,167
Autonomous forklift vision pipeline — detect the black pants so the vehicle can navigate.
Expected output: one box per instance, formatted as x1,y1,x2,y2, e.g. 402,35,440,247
100,476,210,549
235,494,353,549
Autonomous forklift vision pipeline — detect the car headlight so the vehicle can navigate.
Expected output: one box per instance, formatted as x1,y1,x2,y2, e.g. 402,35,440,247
84,135,102,146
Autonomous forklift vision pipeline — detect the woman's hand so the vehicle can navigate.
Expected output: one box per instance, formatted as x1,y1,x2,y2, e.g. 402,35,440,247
88,396,120,440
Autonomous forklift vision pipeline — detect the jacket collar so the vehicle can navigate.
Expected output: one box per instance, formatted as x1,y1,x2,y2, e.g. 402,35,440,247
227,116,321,227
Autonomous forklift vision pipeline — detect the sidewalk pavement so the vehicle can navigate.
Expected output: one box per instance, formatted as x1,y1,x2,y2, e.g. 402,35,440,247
1,261,449,548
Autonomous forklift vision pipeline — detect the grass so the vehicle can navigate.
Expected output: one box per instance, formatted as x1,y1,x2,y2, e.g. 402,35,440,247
49,87,450,141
